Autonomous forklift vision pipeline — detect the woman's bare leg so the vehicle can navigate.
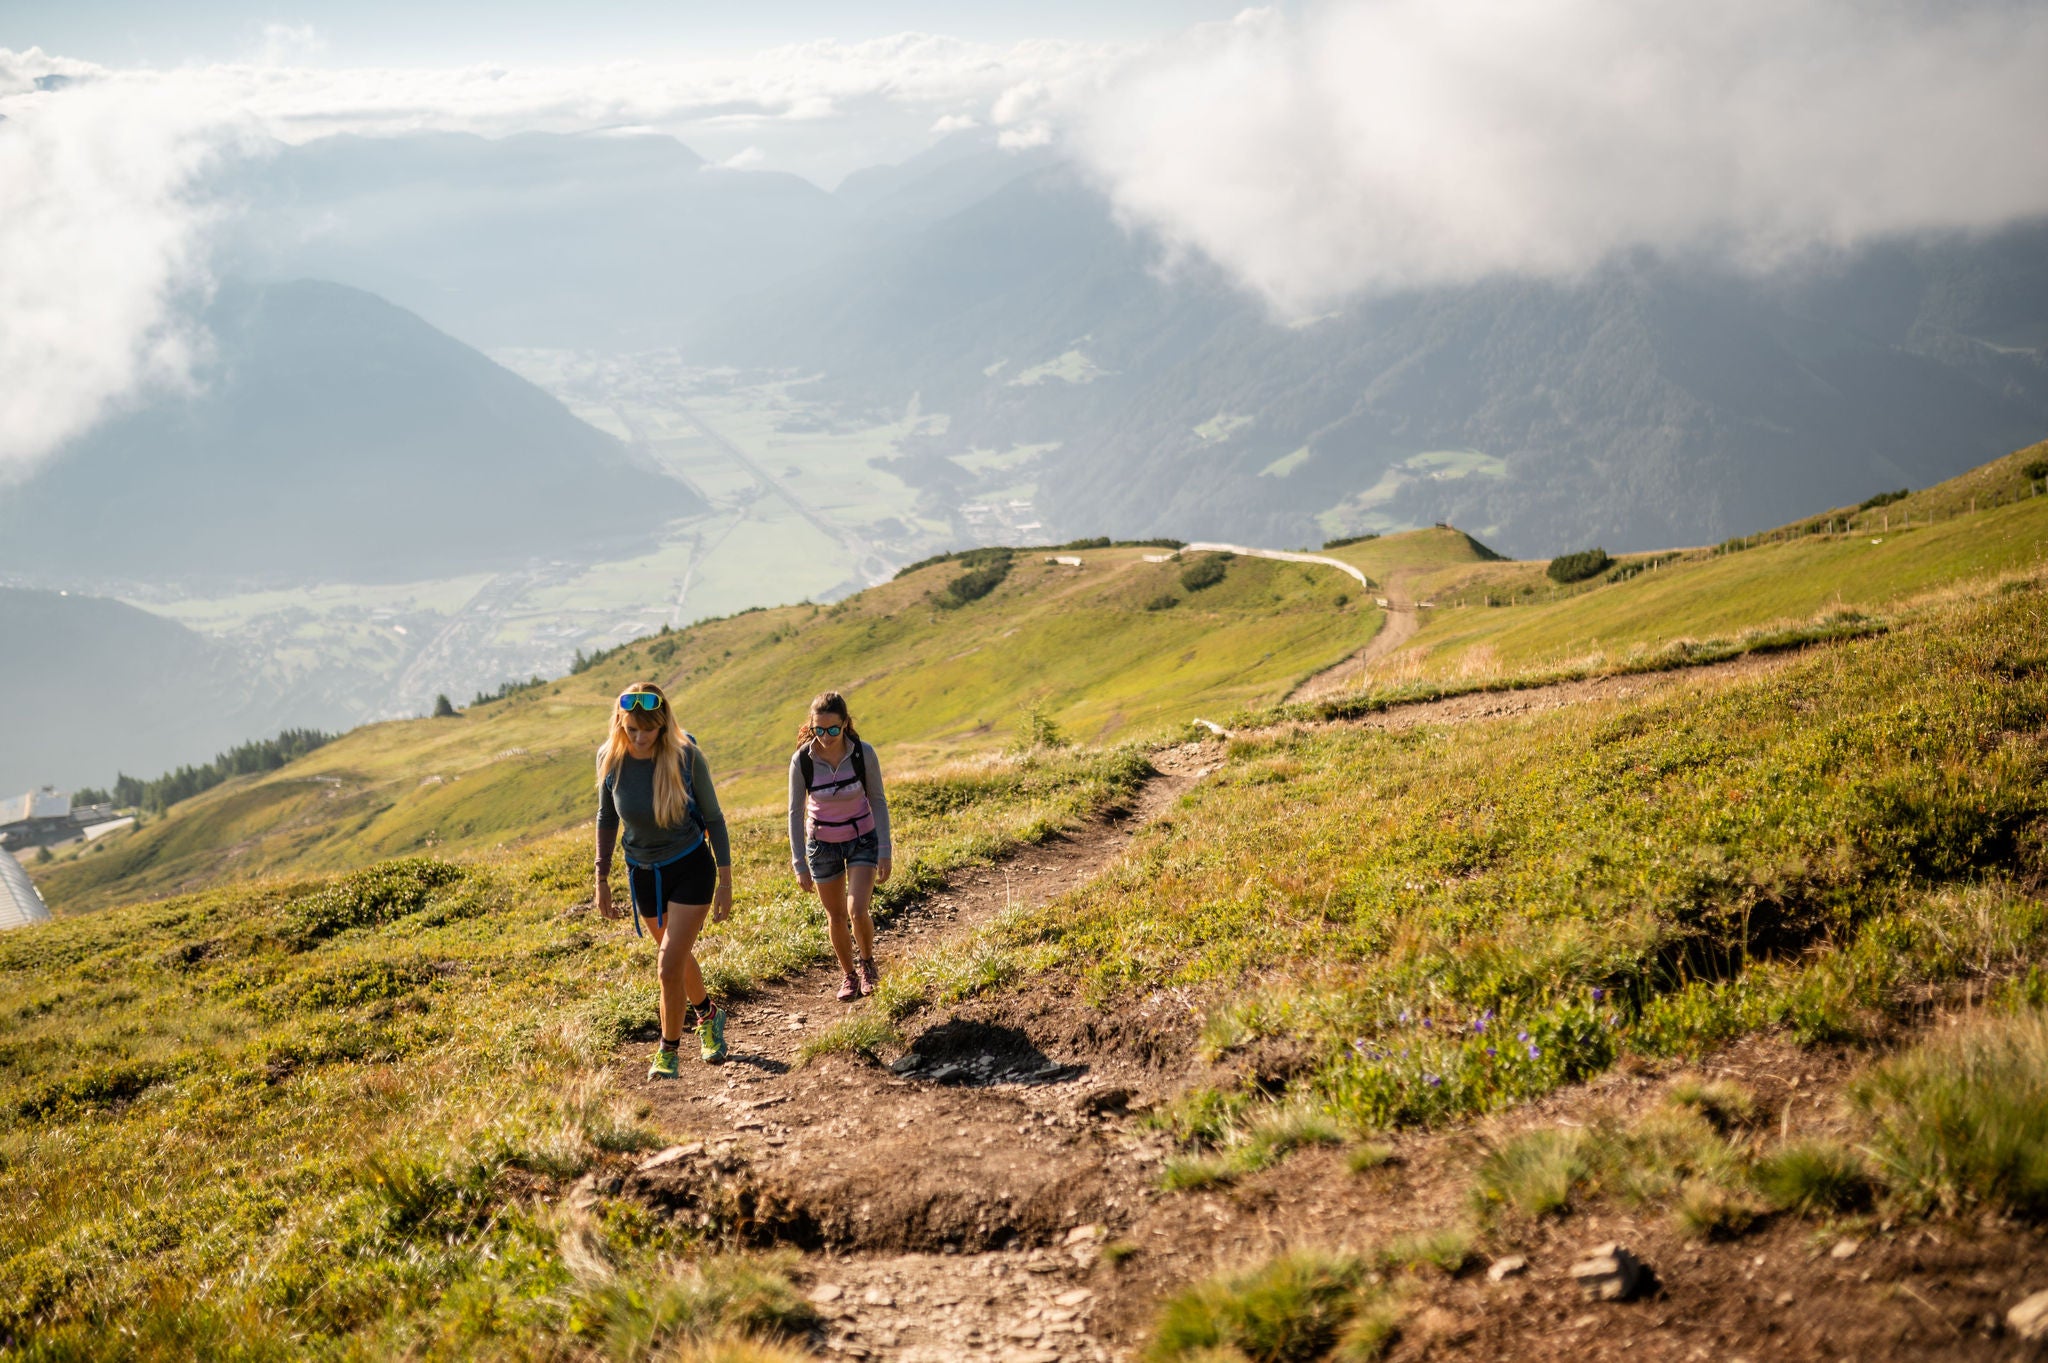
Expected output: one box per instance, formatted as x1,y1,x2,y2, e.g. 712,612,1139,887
658,901,714,1034
846,863,878,962
814,873,857,974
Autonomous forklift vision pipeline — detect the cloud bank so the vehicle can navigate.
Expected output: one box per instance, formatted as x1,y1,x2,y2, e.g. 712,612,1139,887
0,36,1101,475
1063,0,2048,314
0,53,260,479
9,3,2048,473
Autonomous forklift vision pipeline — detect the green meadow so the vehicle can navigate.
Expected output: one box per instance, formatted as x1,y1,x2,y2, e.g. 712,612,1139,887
1321,439,2048,684
0,747,1147,1359
876,570,2047,1132
37,550,1372,914
6,440,2046,1360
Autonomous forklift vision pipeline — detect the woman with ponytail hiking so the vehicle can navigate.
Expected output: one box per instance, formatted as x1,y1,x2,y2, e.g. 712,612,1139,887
596,682,733,1075
788,691,892,1001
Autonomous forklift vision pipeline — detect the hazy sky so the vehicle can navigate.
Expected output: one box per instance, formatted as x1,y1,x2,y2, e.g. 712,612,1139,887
4,1,1243,65
6,0,2048,479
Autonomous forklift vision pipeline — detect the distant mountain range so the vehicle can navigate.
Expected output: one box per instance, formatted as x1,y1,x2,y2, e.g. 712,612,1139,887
0,279,700,585
201,129,2048,555
679,166,2048,556
0,588,288,794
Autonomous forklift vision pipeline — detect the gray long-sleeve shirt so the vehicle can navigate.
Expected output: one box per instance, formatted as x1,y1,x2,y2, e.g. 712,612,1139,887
787,739,892,873
596,745,730,872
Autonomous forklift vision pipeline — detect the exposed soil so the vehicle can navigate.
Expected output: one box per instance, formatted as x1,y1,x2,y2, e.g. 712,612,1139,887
600,659,2048,1361
1289,575,1422,704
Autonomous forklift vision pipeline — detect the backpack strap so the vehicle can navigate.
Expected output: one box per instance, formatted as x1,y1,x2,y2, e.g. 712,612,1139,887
680,732,699,823
850,740,869,797
797,743,814,791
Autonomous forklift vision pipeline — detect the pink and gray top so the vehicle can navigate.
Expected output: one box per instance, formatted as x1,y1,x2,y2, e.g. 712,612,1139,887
787,739,891,871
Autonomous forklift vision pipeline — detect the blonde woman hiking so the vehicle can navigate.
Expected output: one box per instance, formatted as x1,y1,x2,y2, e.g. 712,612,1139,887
788,691,892,1001
596,682,733,1074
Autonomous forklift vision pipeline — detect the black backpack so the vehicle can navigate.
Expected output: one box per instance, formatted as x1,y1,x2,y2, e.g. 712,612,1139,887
797,739,869,805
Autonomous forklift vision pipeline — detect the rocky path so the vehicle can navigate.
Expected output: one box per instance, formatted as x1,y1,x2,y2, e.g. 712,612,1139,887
594,639,2034,1362
603,746,1213,1361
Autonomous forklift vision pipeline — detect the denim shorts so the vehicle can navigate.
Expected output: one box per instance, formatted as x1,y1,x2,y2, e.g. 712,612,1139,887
806,830,879,882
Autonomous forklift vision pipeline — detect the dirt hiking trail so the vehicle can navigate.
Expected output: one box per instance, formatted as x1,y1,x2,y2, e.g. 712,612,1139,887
596,647,2037,1362
1288,573,1422,704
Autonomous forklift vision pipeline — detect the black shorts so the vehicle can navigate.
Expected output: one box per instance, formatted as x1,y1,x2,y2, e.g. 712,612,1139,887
627,841,716,922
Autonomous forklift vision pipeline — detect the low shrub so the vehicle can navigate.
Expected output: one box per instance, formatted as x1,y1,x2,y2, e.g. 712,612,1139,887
1858,488,1910,511
1181,553,1231,593
939,553,1014,607
1546,548,1612,584
1853,1008,2048,1218
1145,1252,1379,1363
1752,1141,1873,1216
284,857,468,944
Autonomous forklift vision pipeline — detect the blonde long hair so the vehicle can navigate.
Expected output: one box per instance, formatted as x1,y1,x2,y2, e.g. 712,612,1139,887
596,682,693,827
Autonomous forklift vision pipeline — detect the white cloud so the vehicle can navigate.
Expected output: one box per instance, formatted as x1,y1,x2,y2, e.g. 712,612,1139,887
997,123,1053,151
930,113,980,134
0,55,262,479
0,35,1109,470
1065,0,2048,314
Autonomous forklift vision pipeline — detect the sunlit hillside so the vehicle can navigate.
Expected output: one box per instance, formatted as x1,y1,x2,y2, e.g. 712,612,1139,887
35,547,1372,912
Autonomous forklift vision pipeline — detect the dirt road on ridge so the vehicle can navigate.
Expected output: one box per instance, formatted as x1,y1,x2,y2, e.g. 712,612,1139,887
1287,572,1422,704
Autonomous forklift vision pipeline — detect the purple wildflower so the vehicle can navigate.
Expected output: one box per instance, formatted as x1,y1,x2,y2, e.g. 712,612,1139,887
1527,1044,1542,1059
1516,1030,1530,1043
1592,988,1606,1002
1472,1017,1487,1034
1486,1047,1497,1058
1422,1017,1433,1029
1424,1073,1442,1087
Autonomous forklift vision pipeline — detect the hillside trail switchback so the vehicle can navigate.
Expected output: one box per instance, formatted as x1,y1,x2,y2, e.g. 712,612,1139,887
595,647,1817,1361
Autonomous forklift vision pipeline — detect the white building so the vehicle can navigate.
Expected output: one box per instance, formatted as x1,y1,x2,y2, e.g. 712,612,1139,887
0,851,50,931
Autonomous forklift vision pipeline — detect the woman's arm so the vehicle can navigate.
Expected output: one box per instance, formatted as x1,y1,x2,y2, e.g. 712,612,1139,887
862,741,892,864
689,745,732,868
595,776,621,918
787,749,809,878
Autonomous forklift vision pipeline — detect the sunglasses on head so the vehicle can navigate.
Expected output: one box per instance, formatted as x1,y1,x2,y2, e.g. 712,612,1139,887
618,692,664,712
812,722,844,738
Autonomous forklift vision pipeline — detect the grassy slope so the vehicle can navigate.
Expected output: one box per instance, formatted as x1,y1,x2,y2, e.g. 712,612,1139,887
41,443,2048,914
0,747,1149,1357
880,570,2048,1130
38,549,1369,913
1321,439,2048,683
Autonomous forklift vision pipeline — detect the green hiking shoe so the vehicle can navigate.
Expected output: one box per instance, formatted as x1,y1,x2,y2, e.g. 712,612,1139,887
647,1044,681,1080
696,1005,728,1064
